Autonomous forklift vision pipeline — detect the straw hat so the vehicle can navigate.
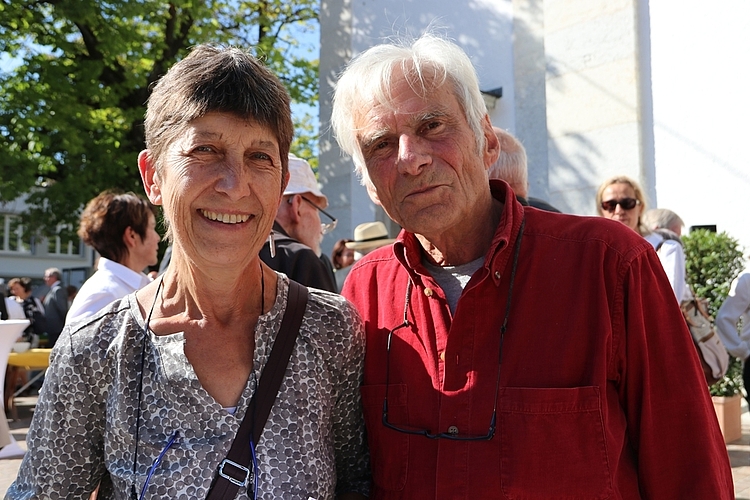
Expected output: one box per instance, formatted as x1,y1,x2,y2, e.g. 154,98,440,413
284,153,328,208
345,222,396,252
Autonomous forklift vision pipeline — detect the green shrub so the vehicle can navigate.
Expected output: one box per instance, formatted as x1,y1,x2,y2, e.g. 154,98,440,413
683,229,744,317
682,229,745,397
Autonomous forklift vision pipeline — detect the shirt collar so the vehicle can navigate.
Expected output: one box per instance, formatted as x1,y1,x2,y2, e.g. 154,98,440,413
97,257,152,289
393,179,525,287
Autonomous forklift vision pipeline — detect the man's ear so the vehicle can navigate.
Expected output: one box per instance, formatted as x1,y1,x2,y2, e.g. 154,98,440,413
287,194,303,223
483,117,501,171
138,150,162,205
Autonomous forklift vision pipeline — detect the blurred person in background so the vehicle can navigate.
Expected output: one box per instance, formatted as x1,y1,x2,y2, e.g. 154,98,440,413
66,190,159,324
489,127,560,213
42,268,67,347
641,208,691,303
8,277,46,341
596,175,647,235
332,239,355,270
716,269,750,405
0,280,25,321
259,153,338,291
332,238,355,292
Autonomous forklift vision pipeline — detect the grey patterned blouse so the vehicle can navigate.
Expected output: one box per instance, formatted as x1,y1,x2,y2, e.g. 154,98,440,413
6,274,370,499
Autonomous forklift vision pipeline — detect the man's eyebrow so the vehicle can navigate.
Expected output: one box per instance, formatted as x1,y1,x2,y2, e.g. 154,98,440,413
360,129,390,150
359,109,451,149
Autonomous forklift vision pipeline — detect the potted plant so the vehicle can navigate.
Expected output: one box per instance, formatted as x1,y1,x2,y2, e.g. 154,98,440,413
683,229,745,442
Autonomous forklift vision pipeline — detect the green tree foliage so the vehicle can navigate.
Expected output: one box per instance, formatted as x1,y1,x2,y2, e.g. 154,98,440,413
0,0,319,240
683,229,746,396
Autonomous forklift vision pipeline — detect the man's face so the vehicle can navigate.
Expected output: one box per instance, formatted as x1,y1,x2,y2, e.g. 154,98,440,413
293,195,323,255
355,72,497,238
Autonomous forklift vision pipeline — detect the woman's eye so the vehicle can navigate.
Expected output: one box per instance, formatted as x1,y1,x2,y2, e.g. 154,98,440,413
195,145,214,153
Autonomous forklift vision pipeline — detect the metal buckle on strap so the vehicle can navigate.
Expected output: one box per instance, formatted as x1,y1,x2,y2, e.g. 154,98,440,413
218,459,250,487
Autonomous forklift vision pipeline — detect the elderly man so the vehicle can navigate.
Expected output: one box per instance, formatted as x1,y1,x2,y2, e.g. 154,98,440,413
490,127,560,212
42,267,68,346
332,33,732,498
259,153,337,291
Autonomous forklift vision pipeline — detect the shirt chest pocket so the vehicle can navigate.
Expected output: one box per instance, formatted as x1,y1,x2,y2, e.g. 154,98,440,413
499,386,613,500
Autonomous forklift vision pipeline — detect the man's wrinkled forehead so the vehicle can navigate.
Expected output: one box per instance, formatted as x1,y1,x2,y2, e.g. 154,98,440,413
354,78,454,145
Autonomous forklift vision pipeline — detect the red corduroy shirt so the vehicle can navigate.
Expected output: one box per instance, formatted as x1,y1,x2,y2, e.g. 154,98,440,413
342,180,733,499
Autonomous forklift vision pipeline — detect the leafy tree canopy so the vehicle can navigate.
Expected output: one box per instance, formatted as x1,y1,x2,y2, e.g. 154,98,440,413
0,0,319,240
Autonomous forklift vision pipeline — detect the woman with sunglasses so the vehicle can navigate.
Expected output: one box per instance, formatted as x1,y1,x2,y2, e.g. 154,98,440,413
596,175,648,235
597,178,692,306
7,45,369,500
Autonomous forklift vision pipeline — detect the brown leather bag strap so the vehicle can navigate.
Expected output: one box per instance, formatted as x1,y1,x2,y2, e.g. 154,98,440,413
206,280,308,500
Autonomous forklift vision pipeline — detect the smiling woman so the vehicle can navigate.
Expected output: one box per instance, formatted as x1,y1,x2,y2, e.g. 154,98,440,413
6,45,370,500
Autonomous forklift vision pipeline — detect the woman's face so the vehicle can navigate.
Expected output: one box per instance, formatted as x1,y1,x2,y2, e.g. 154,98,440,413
130,212,161,271
140,112,287,270
599,182,643,233
9,283,29,300
339,247,355,269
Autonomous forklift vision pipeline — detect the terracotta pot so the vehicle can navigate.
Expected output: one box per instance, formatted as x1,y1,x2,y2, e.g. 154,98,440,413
712,394,742,443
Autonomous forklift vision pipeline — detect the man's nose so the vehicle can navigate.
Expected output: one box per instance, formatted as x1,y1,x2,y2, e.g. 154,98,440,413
396,135,431,175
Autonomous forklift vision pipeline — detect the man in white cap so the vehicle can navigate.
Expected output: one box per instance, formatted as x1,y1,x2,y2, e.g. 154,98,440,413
259,153,338,292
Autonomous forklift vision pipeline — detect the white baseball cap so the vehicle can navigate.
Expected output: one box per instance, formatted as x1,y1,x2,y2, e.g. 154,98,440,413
284,153,328,208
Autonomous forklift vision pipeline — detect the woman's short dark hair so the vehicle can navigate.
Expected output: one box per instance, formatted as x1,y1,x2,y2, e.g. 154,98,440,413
77,190,156,264
144,44,293,183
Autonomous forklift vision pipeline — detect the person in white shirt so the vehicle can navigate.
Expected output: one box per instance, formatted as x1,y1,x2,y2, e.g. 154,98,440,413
641,208,691,303
716,269,750,404
0,281,25,321
66,190,160,324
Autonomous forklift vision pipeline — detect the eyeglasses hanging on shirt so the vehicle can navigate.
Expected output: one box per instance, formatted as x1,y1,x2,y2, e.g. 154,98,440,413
381,219,525,441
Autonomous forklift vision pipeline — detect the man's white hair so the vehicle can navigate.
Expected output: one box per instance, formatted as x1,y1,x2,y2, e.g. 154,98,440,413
488,127,528,198
331,32,488,190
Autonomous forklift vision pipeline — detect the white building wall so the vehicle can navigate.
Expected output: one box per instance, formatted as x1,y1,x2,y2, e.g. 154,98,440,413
544,0,655,215
649,0,750,254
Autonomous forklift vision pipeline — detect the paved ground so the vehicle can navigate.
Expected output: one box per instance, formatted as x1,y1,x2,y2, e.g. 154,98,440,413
2,396,750,497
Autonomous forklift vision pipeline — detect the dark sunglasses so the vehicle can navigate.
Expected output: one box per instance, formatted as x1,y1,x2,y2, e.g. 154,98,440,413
600,198,640,213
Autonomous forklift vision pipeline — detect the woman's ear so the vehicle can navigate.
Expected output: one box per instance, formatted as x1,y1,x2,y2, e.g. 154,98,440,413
122,226,138,250
138,150,162,205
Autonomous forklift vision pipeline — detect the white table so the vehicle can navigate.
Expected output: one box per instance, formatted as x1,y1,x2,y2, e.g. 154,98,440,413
0,319,31,459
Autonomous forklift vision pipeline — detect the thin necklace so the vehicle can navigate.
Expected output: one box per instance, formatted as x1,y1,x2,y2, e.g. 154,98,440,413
130,264,265,497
